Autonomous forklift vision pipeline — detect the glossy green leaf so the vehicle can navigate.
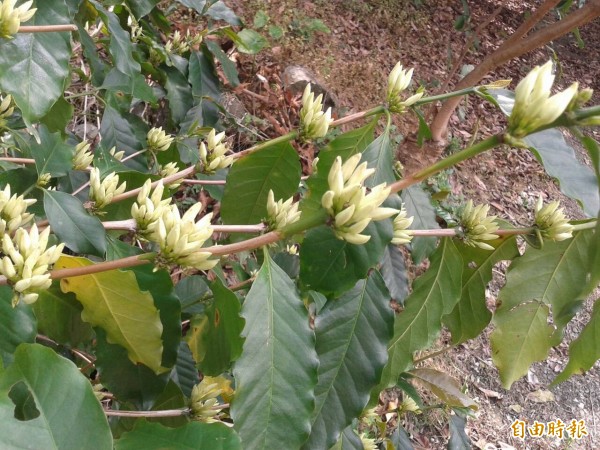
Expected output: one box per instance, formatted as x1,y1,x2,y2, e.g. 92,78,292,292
221,142,301,225
236,29,269,54
554,298,600,383
76,24,107,86
0,344,112,450
58,256,167,374
100,69,156,104
401,185,439,264
443,236,519,344
408,369,477,410
303,120,376,215
99,106,148,170
205,40,240,87
524,129,599,217
176,274,209,314
116,420,241,450
188,48,221,126
380,238,462,388
185,279,244,375
380,244,409,304
491,302,554,388
164,66,194,124
205,1,242,25
0,0,71,125
448,411,471,450
39,96,74,134
33,284,93,347
232,252,318,450
95,328,170,410
300,222,392,296
329,427,364,450
43,190,107,257
362,123,396,187
0,287,36,367
31,125,73,177
125,0,160,18
303,272,394,450
170,342,199,398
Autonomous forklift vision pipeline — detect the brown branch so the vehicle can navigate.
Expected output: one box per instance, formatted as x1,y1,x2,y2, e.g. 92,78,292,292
18,24,78,33
111,166,196,203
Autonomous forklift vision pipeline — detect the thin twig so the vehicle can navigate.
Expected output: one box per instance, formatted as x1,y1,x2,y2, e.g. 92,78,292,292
18,24,78,33
0,157,35,164
104,409,190,418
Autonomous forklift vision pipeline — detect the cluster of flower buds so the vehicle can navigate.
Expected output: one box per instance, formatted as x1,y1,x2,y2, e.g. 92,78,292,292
0,0,36,39
457,200,499,251
89,168,127,211
147,127,174,153
0,93,13,128
109,146,124,161
1,224,64,305
36,172,51,187
198,129,234,174
165,30,190,55
299,84,333,140
155,202,217,271
265,190,300,231
131,180,171,239
387,62,423,113
506,60,579,143
190,377,226,423
391,207,414,245
72,140,94,170
534,197,573,242
322,154,398,244
0,184,35,238
158,162,181,188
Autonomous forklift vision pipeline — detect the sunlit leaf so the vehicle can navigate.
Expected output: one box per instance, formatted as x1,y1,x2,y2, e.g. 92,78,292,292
408,368,477,410
236,29,268,54
0,344,112,449
232,252,318,450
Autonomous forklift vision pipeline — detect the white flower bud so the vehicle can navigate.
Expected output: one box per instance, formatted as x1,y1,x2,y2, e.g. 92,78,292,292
89,168,127,211
265,190,300,230
387,62,423,113
0,0,36,39
299,84,333,140
0,184,35,238
73,140,94,170
534,196,573,242
197,129,233,174
391,207,414,245
458,200,499,250
147,127,174,152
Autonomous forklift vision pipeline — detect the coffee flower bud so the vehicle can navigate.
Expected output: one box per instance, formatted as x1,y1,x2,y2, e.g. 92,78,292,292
266,190,300,230
299,84,333,140
89,168,127,211
0,184,35,238
0,93,14,127
507,60,578,141
165,30,190,55
131,179,172,239
147,127,174,153
1,224,64,306
359,435,377,450
198,129,234,174
190,377,225,423
534,197,573,242
73,140,94,170
387,62,424,113
391,207,414,245
158,162,181,188
322,154,398,245
37,172,51,187
457,200,499,251
0,0,36,39
109,146,124,161
155,203,217,271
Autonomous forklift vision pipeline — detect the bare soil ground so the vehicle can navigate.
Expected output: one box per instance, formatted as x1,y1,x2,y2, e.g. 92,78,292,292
224,1,600,448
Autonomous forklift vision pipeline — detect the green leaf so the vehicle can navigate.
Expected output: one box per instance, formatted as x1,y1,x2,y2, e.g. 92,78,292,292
362,123,395,188
491,302,554,388
176,274,209,314
401,185,439,264
0,344,112,450
39,96,74,134
149,380,188,428
99,106,148,170
100,69,157,104
302,120,376,216
31,125,73,177
125,0,160,18
205,1,242,25
380,244,409,304
380,238,462,388
303,272,394,450
95,328,170,410
253,10,269,28
408,369,477,410
176,0,207,14
43,190,107,257
221,142,301,225
329,427,364,450
236,29,268,54
388,424,414,450
58,256,167,374
554,298,600,384
443,236,519,344
205,40,240,87
300,222,392,296
491,230,597,387
188,48,221,126
0,0,71,125
185,279,244,375
164,66,194,124
524,129,599,217
0,287,36,367
116,420,241,450
170,342,199,397
33,284,93,347
448,411,471,450
231,252,318,450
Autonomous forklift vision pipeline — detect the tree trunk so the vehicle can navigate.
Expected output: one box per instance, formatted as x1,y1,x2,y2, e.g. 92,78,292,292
429,0,600,143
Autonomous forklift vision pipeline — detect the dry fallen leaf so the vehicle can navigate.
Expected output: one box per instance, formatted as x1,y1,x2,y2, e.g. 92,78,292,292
509,404,523,413
526,389,555,403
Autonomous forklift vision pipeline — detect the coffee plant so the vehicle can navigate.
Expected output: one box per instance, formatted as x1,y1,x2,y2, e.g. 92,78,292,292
0,1,599,448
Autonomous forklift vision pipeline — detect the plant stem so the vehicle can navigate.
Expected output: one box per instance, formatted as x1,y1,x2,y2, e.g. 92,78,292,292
183,179,226,185
104,409,190,418
204,231,282,256
49,255,153,280
111,166,196,203
0,157,35,164
414,87,476,106
18,24,78,33
101,219,265,234
388,134,503,194
330,105,385,127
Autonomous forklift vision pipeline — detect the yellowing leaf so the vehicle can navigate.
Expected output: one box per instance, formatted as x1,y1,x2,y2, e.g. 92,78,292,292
526,389,555,403
57,256,166,374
